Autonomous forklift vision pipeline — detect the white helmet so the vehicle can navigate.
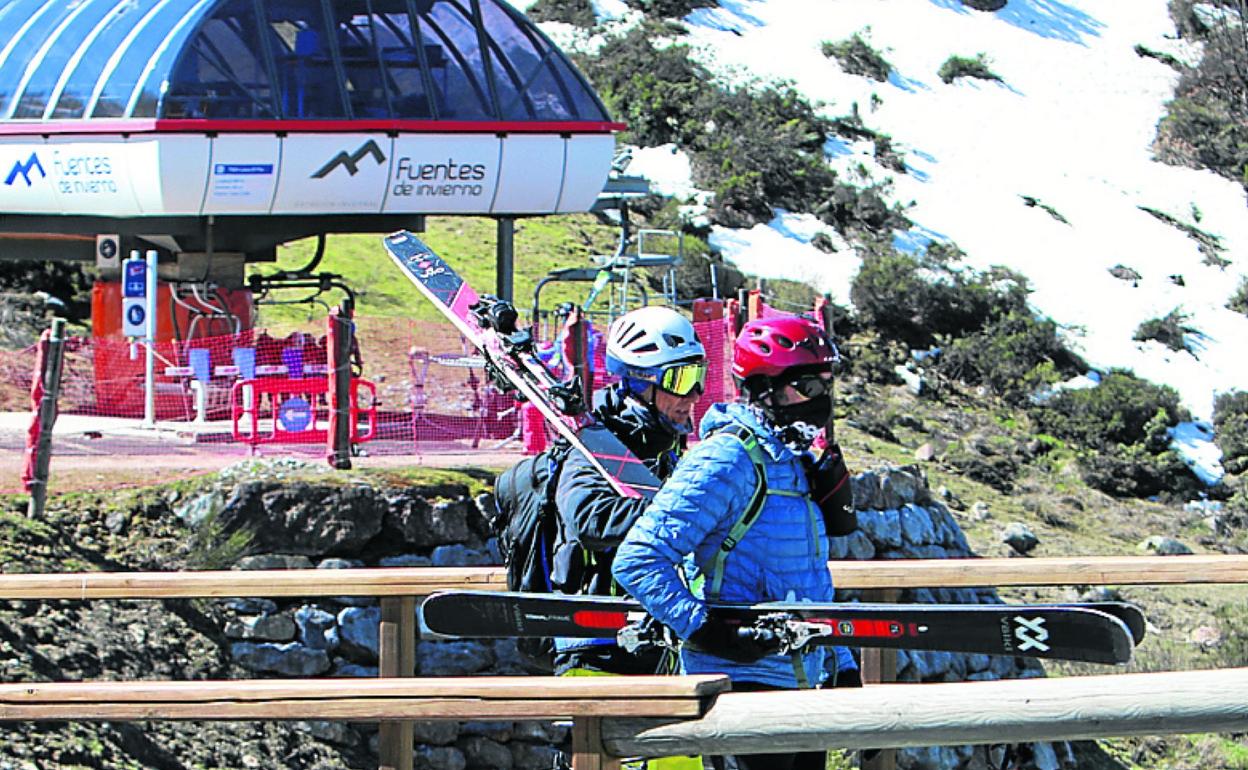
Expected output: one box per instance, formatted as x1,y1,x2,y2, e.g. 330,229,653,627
606,306,705,392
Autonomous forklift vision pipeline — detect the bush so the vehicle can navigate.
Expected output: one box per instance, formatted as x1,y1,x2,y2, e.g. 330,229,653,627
938,54,1002,84
849,243,1029,348
1228,276,1248,316
624,0,718,15
822,33,892,82
1156,1,1248,187
579,24,837,227
1032,370,1189,452
937,312,1084,404
526,0,597,26
1078,443,1198,499
1214,390,1248,475
1134,309,1200,354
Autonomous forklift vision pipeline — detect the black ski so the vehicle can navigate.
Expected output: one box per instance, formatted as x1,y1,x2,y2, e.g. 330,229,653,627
421,590,1138,665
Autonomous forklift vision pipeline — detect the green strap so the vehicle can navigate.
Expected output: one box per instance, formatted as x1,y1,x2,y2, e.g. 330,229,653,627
706,426,769,599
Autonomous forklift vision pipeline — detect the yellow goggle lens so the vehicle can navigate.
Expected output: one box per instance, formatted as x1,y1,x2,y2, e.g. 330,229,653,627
659,362,707,397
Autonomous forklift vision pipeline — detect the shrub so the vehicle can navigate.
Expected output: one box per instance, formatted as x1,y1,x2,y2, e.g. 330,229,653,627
1156,1,1248,188
579,24,837,227
938,54,1002,84
1228,276,1248,316
1134,309,1200,354
526,0,598,26
937,312,1084,404
1032,370,1189,452
1214,390,1248,475
624,0,718,15
849,243,1029,348
822,33,892,82
962,0,1007,10
1077,443,1198,499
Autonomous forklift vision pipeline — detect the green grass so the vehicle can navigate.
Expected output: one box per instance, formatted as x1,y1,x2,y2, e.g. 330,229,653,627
250,214,622,331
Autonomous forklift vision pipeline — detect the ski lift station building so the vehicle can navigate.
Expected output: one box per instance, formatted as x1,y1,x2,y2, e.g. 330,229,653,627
0,0,622,287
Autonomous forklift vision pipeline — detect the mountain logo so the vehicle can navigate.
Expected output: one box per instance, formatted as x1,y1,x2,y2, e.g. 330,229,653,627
5,152,46,187
311,140,386,179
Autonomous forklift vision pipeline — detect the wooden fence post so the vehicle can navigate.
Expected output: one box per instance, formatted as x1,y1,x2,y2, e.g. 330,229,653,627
26,317,67,519
860,587,900,770
378,596,417,770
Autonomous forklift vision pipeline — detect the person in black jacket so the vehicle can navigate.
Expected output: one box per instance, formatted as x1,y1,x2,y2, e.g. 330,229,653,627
549,305,707,679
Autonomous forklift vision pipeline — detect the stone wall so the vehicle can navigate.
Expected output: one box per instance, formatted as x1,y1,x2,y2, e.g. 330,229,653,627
186,461,1068,770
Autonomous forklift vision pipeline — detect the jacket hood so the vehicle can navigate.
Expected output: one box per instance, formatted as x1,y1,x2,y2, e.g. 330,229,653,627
593,384,680,461
697,402,793,462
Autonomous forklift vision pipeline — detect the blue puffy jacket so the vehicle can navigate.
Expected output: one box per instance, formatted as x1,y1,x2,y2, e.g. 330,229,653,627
612,402,856,687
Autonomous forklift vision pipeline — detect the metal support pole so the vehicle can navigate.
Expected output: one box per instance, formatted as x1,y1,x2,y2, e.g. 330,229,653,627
496,217,515,302
143,249,158,428
327,298,355,470
26,317,66,519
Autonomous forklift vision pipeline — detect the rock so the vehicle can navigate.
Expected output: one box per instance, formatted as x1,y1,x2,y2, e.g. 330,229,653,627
1138,536,1193,555
418,640,496,675
234,554,315,570
295,605,339,651
104,509,129,535
224,612,297,642
829,530,876,561
385,494,473,549
331,661,378,677
317,557,364,570
856,508,903,549
914,443,936,462
936,485,967,511
222,598,278,614
297,720,359,746
413,745,466,770
510,742,561,770
431,544,494,567
899,504,938,546
231,642,330,676
1001,522,1039,555
970,501,992,521
411,720,458,745
219,481,387,557
380,553,434,568
1190,625,1222,648
338,605,381,661
459,735,513,769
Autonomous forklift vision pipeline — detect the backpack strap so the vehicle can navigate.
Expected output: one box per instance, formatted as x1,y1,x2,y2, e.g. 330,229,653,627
705,424,772,599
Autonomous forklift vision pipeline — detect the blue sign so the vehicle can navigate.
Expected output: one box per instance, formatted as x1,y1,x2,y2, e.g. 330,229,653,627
278,396,313,432
123,260,146,298
214,164,273,175
126,303,145,327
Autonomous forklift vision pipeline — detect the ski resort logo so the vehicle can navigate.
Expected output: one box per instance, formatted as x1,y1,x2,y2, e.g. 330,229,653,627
391,155,488,198
311,140,385,178
1012,616,1050,652
5,152,45,187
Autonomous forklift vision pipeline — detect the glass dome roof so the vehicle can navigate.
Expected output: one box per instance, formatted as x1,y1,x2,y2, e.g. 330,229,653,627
0,0,612,124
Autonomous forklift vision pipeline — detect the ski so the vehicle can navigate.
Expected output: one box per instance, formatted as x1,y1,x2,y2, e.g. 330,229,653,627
421,590,1138,665
383,230,661,499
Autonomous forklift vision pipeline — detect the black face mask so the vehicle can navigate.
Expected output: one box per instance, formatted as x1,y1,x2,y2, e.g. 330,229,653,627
772,393,832,429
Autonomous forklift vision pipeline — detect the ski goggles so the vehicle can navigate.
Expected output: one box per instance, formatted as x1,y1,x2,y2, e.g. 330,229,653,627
784,372,833,400
657,361,708,397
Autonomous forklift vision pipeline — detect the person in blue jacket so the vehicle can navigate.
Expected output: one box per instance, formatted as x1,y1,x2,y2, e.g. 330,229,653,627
612,315,860,770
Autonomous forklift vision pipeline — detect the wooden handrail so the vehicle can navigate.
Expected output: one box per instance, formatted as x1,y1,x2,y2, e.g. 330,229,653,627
603,668,1248,757
1,555,1246,600
0,675,728,720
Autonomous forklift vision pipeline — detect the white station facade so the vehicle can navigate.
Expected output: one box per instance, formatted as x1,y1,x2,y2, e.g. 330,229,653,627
0,0,620,224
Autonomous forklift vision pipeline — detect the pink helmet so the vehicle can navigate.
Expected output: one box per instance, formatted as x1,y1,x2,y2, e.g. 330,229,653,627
732,316,839,382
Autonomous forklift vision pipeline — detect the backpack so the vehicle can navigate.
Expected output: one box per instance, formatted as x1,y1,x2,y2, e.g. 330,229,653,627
489,443,572,671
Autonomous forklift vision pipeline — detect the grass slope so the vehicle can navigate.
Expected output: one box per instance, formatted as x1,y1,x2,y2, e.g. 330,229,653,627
250,214,624,331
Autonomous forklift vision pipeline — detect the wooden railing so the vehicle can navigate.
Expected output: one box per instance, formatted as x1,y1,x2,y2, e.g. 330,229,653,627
1,555,1246,770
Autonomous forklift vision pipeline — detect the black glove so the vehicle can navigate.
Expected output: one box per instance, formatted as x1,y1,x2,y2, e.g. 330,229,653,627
831,666,863,688
686,610,783,663
807,444,856,537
